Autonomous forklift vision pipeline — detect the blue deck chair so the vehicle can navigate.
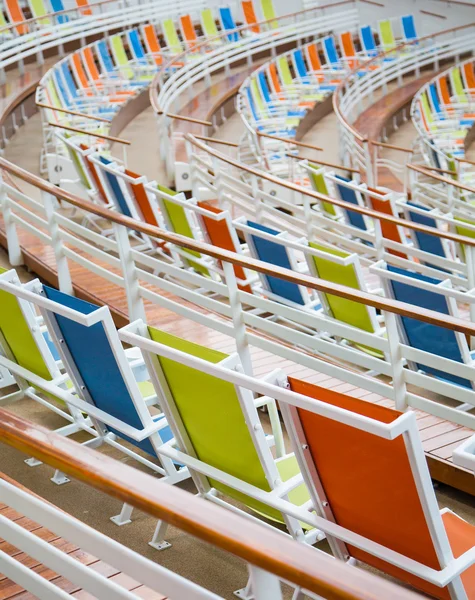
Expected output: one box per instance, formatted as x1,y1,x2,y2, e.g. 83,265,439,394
360,25,377,56
219,7,239,41
429,82,474,126
96,39,141,87
322,36,341,69
95,156,133,218
333,174,367,231
238,219,318,309
401,15,417,42
36,284,188,519
127,29,148,66
50,0,69,23
382,265,474,389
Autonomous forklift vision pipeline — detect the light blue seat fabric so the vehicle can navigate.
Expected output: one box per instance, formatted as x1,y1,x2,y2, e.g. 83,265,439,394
386,265,471,388
42,286,173,455
334,175,367,231
50,0,69,23
360,25,393,61
127,29,147,65
98,156,132,218
219,7,239,41
97,40,116,74
247,221,307,305
406,202,449,272
401,15,417,41
323,36,340,67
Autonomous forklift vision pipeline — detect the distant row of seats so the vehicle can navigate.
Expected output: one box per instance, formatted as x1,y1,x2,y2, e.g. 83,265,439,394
1,266,474,598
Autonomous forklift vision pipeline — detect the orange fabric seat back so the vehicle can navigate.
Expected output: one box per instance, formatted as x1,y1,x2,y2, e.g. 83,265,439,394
463,62,475,90
242,1,260,33
124,169,158,227
197,202,251,292
288,377,450,600
76,0,92,16
180,14,197,43
340,31,355,58
367,191,406,259
82,47,101,82
268,63,282,94
143,24,163,65
307,44,323,82
438,76,452,106
71,55,92,95
79,145,107,204
6,0,27,34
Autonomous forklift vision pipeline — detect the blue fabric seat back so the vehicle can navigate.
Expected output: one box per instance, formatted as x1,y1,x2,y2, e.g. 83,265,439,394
97,40,115,73
429,140,441,170
293,49,307,79
386,265,470,387
406,202,446,262
61,63,78,98
258,71,271,104
360,25,376,54
334,175,366,231
127,29,146,63
219,7,239,41
429,83,441,114
50,0,69,23
98,157,132,218
53,71,71,106
247,221,305,305
401,15,417,41
42,286,171,455
323,36,339,66
246,88,259,121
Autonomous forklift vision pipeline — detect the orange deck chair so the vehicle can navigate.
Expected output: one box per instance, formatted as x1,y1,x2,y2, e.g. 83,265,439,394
79,145,108,204
5,0,27,35
284,378,475,600
142,24,163,66
179,14,198,49
462,62,475,97
76,0,92,16
197,201,253,292
366,188,408,259
80,47,133,96
438,74,454,110
242,0,260,33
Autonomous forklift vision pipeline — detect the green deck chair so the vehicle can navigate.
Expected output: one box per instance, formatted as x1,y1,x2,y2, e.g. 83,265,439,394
451,67,468,104
138,326,312,544
156,184,211,276
29,0,51,26
261,0,278,29
201,8,220,40
0,9,7,27
307,163,338,217
378,19,395,51
110,34,152,82
162,19,183,55
420,92,466,138
308,243,384,358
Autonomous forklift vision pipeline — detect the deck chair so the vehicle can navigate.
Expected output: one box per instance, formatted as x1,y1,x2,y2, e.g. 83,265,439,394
378,18,396,51
462,62,475,96
162,19,183,55
260,0,278,28
376,263,475,392
332,174,369,231
28,282,188,517
141,24,163,66
0,269,87,450
291,49,332,96
29,0,51,26
242,0,260,33
50,0,69,24
5,0,27,34
69,53,127,103
450,67,469,105
118,322,319,552
365,187,408,259
304,162,339,218
219,7,239,41
201,8,220,39
359,25,378,57
75,0,92,16
322,36,342,70
401,14,417,42
236,218,319,309
179,14,199,49
307,243,385,358
282,378,475,600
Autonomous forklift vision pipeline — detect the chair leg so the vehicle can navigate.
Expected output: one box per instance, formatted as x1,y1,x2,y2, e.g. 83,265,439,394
110,503,134,526
51,469,70,485
148,520,171,550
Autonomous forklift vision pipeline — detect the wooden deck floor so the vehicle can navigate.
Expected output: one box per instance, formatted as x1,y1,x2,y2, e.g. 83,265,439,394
1,215,474,497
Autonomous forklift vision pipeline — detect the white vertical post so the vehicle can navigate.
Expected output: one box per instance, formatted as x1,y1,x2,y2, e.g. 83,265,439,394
363,139,375,187
222,260,253,376
0,173,22,266
384,310,408,412
42,191,73,295
248,566,283,600
113,222,146,323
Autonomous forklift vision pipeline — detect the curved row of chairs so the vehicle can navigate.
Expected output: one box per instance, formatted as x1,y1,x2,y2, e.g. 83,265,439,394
412,57,475,183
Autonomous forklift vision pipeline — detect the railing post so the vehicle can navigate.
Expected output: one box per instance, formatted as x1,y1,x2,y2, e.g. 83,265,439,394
364,139,375,187
384,310,408,412
0,172,22,266
247,565,283,600
113,223,146,323
222,260,253,376
42,191,73,295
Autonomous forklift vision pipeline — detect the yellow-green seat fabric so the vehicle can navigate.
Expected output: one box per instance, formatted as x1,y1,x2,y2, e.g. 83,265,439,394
201,9,219,38
261,0,278,28
309,243,383,357
162,19,183,55
379,19,395,49
110,35,134,80
148,327,310,524
308,164,337,216
452,68,468,103
30,0,51,25
454,215,475,260
158,185,210,276
278,57,293,87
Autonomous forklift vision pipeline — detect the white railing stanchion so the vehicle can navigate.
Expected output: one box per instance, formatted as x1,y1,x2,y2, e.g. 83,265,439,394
248,565,283,600
42,191,73,295
384,310,408,413
0,175,22,267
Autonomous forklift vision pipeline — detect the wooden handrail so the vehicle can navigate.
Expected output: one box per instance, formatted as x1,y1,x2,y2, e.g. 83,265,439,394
420,10,447,19
360,0,384,5
285,152,361,174
48,122,131,145
412,163,457,176
0,410,422,600
332,21,475,142
158,112,212,127
408,163,475,193
370,140,414,153
194,134,238,148
37,103,111,124
456,157,475,166
150,0,356,111
257,132,324,152
188,134,475,249
3,154,475,337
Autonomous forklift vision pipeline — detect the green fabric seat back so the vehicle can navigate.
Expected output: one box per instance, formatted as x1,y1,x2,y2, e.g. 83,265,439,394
454,216,475,260
0,268,52,382
162,19,183,54
111,35,133,79
0,9,7,26
158,185,209,276
420,92,434,125
30,0,51,25
308,164,337,216
148,327,283,521
309,243,375,333
261,0,277,28
379,19,395,49
47,79,63,109
277,56,293,86
64,138,90,189
201,8,219,37
250,78,265,113
452,68,467,103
